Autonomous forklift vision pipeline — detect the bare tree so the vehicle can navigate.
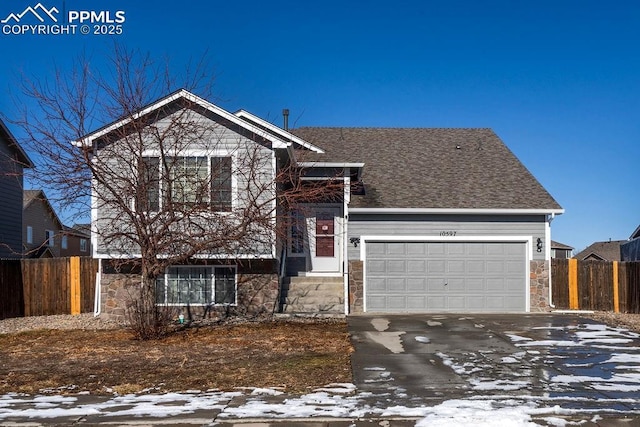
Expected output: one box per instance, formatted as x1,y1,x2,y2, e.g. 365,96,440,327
10,45,341,339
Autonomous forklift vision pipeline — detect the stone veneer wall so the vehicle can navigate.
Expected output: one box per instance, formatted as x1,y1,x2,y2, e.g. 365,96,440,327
529,260,550,312
99,272,279,324
348,260,364,313
347,259,551,314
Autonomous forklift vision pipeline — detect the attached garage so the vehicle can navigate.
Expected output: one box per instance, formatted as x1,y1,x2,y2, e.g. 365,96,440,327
364,240,528,313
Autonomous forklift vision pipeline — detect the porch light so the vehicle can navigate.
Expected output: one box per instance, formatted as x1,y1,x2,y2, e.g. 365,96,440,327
350,237,360,247
536,238,543,252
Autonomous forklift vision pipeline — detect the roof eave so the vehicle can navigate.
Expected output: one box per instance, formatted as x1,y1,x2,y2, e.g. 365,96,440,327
348,208,565,215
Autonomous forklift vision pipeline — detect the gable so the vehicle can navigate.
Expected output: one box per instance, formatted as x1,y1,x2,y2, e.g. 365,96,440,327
291,127,563,211
75,89,293,153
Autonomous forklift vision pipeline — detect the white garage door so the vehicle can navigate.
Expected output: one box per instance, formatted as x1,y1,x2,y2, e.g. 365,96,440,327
365,241,527,312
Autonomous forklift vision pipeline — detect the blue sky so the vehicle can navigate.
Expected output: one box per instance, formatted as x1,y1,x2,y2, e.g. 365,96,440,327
1,0,638,252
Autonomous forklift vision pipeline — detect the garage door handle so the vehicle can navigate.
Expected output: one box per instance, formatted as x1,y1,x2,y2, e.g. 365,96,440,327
444,283,448,286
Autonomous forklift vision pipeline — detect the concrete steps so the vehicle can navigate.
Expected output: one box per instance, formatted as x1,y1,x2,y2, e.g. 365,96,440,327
280,276,344,314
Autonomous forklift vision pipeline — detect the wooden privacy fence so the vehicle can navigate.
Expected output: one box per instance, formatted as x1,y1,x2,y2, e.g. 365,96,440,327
552,259,640,313
0,257,98,320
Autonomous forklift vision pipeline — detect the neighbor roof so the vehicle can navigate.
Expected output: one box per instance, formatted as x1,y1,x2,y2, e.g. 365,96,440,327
551,240,574,250
574,240,625,261
291,127,563,211
0,118,33,167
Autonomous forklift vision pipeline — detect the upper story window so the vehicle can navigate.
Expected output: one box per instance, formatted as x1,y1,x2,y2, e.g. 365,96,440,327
26,226,33,244
80,239,88,252
45,230,54,247
61,235,68,250
140,156,232,213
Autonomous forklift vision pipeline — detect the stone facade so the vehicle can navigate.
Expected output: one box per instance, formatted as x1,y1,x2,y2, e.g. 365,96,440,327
348,260,364,313
98,272,279,323
529,260,551,312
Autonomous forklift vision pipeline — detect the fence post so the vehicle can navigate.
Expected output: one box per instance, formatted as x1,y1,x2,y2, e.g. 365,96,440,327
70,257,81,315
569,258,578,310
613,261,619,313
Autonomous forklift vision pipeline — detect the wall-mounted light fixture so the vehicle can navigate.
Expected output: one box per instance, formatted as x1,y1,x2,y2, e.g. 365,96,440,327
536,238,543,253
350,237,360,247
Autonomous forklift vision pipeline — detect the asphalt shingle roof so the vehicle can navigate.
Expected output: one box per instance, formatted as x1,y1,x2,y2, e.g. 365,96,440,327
290,127,562,210
574,240,625,261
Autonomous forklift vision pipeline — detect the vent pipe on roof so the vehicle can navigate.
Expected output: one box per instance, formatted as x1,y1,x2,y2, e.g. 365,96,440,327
282,109,289,131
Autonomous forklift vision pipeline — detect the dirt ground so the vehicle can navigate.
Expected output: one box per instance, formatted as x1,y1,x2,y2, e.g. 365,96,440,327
0,319,353,396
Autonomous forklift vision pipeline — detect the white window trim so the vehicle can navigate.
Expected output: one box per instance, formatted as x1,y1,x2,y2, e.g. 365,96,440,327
80,239,88,252
156,264,238,306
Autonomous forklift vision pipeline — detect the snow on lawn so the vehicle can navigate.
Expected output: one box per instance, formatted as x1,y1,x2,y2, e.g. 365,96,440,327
2,320,640,425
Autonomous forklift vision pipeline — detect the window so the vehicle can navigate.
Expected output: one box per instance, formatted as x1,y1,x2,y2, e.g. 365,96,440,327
210,157,232,211
45,230,54,247
139,156,232,212
80,239,88,252
61,235,68,250
26,226,33,244
155,266,237,305
140,157,160,212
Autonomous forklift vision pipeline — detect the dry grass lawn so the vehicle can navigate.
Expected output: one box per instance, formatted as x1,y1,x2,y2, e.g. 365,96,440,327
0,320,353,395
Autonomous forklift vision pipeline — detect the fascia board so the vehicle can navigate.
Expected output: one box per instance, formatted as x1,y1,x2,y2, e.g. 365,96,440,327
348,208,565,215
234,109,325,154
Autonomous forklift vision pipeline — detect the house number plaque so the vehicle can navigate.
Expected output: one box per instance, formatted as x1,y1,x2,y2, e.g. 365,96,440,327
439,231,457,236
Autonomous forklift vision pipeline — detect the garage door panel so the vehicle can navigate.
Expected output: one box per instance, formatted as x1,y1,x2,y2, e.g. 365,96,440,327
427,296,446,310
428,243,446,255
407,260,426,274
407,278,427,291
467,260,485,274
388,260,406,273
368,278,387,292
448,260,465,274
428,260,446,273
486,261,505,274
407,296,426,309
407,243,426,255
387,243,406,256
387,278,406,292
368,259,387,273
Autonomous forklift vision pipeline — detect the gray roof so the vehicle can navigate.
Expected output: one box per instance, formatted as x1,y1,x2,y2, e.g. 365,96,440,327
291,127,562,210
574,240,625,261
551,240,574,250
0,118,33,167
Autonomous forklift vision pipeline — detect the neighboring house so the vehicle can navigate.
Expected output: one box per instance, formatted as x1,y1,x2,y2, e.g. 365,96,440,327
0,118,33,258
621,225,640,261
81,89,564,320
23,190,90,258
60,224,91,257
573,240,625,261
550,240,573,259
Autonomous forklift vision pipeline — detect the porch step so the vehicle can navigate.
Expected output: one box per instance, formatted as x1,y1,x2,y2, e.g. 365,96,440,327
280,276,344,314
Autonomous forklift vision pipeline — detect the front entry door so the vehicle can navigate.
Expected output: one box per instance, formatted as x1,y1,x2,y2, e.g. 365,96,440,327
309,208,341,273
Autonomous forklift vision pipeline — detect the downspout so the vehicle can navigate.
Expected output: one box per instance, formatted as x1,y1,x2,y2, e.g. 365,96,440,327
343,175,350,315
547,213,555,308
93,258,102,316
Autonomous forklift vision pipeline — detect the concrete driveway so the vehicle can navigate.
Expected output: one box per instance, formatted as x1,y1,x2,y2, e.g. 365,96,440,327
348,313,640,415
